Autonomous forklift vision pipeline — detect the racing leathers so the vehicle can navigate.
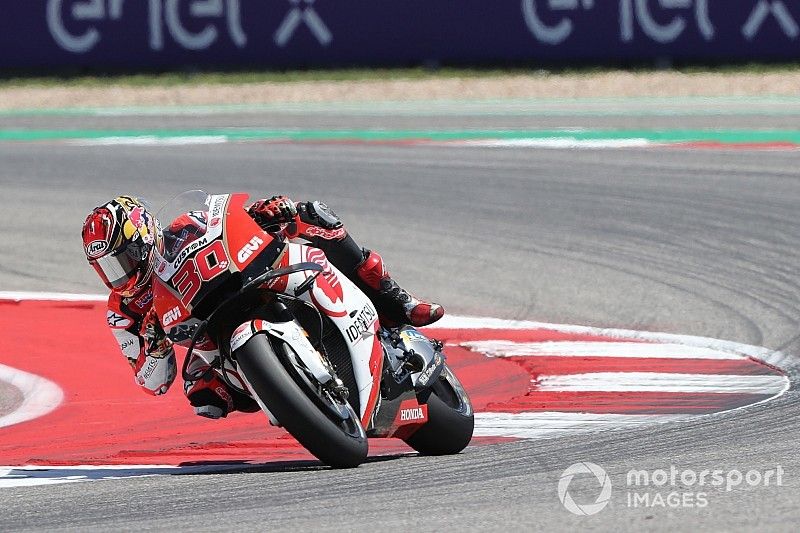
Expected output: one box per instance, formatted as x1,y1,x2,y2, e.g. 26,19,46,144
105,197,443,418
106,286,176,397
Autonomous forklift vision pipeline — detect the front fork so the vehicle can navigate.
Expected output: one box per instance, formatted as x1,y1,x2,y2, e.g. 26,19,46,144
229,312,357,425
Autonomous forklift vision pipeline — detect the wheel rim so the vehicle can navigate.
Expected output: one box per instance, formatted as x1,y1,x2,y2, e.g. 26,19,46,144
432,367,473,416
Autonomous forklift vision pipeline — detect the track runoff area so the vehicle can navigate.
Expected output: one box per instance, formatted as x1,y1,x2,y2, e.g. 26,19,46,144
0,292,789,487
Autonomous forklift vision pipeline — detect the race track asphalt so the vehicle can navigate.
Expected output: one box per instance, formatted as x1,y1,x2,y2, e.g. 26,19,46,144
1,104,799,531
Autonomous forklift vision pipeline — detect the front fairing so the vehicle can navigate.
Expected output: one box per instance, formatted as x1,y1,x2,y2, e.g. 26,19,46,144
151,191,282,329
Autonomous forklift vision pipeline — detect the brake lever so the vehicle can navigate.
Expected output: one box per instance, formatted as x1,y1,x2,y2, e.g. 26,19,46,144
294,270,322,297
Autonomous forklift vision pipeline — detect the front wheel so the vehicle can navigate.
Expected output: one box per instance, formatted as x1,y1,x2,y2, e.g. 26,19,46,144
404,364,474,455
235,333,368,468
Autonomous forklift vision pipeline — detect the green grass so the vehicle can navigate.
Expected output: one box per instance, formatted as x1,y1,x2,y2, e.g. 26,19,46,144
0,63,797,89
0,68,507,88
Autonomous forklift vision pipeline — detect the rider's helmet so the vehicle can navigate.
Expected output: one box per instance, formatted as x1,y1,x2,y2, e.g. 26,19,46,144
81,196,161,296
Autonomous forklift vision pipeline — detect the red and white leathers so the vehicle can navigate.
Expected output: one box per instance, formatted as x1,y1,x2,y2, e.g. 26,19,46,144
103,197,443,418
106,271,247,418
107,285,176,396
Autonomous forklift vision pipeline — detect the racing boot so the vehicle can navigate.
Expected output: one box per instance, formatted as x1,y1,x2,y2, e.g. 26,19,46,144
185,369,260,418
355,249,444,327
184,371,235,419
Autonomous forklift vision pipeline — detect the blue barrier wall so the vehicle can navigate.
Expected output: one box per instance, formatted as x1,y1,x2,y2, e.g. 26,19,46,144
1,1,799,70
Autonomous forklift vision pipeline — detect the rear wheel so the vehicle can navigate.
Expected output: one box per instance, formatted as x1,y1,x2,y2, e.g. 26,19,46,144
235,332,368,468
404,365,474,455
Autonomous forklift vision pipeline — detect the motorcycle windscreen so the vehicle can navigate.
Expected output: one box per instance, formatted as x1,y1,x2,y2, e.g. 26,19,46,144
161,211,209,263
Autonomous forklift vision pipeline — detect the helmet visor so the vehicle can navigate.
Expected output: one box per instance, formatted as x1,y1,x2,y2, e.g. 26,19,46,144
90,247,141,290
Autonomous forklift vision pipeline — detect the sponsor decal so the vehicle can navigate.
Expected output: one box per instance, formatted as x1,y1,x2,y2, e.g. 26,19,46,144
400,328,428,344
417,354,443,388
393,400,430,426
210,196,226,218
157,260,167,274
162,306,182,326
134,289,153,309
214,386,232,404
302,225,346,240
119,337,136,353
305,248,344,304
237,236,264,263
173,236,208,269
106,311,132,328
346,304,377,343
209,217,221,228
399,406,427,422
230,322,254,350
86,240,108,258
141,359,159,380
129,206,145,229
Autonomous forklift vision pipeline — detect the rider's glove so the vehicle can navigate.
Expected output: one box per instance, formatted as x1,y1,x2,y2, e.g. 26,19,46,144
142,309,173,358
135,310,176,395
249,196,298,228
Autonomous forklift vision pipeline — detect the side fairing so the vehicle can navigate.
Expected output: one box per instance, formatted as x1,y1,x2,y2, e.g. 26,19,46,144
281,242,383,424
152,281,190,332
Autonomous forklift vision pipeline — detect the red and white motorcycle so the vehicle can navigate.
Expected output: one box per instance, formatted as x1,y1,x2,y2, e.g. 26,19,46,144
152,191,473,468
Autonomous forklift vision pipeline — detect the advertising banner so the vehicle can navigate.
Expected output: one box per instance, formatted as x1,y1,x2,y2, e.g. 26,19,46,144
1,1,798,70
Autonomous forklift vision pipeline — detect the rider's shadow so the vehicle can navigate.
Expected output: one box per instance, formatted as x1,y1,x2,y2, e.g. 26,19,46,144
180,453,410,474
1,454,410,486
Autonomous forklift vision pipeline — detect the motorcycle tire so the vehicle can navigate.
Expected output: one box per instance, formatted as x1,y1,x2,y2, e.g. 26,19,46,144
404,365,475,456
235,332,368,468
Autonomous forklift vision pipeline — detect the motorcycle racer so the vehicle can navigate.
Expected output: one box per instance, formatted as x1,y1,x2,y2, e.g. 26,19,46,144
81,194,444,419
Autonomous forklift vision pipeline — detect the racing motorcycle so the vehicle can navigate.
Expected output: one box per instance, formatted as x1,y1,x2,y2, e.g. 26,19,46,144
152,191,473,468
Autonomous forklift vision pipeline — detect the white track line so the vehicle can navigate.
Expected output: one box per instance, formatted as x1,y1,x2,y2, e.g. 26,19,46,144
70,136,228,147
537,372,787,395
0,364,64,429
474,412,689,439
0,464,246,488
461,341,741,360
0,291,106,302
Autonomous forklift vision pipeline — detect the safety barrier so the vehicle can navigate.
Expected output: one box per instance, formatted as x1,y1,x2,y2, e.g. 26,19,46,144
1,1,799,70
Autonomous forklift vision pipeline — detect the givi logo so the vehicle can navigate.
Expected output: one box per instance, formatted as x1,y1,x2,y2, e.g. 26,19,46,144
162,306,182,326
237,236,264,262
